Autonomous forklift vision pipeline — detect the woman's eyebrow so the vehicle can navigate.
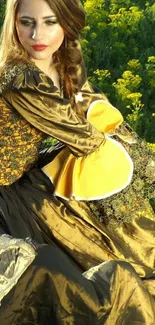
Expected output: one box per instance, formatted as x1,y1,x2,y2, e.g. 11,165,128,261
20,15,57,19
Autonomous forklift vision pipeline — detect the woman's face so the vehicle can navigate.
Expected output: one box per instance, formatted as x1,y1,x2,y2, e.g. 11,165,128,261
15,0,64,63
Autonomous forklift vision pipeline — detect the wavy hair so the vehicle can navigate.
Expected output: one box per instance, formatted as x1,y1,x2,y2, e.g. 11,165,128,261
0,0,86,97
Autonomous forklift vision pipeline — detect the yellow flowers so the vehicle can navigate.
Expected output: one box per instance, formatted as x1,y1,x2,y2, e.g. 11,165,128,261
147,143,155,152
94,69,111,81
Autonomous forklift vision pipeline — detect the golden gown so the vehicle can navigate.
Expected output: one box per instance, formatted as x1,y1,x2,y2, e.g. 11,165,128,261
0,60,155,324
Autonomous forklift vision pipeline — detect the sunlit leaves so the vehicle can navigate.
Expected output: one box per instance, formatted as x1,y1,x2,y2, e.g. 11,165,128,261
82,0,155,142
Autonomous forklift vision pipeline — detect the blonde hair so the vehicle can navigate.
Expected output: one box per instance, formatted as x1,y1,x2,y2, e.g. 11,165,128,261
0,0,28,69
0,0,86,97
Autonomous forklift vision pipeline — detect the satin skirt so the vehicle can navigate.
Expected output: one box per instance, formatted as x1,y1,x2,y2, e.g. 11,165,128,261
0,245,155,324
0,146,155,323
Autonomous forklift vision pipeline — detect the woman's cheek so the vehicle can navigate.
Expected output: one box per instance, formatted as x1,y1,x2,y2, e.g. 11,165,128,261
16,26,29,43
50,26,64,44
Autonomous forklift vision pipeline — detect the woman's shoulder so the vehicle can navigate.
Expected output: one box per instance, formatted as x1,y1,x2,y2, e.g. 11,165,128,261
0,61,36,93
0,60,57,94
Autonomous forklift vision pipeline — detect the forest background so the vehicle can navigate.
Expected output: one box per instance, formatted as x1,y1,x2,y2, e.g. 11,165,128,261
0,0,155,147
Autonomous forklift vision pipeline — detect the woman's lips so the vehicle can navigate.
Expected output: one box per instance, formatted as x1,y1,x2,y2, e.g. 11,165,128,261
32,45,48,51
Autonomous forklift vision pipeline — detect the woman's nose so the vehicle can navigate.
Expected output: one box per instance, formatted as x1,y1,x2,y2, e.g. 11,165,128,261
31,25,44,41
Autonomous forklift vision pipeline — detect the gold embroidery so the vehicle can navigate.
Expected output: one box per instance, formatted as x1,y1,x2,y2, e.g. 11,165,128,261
0,99,44,185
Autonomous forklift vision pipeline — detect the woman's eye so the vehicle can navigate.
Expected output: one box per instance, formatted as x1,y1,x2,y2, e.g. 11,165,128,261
20,20,34,26
45,20,58,25
19,19,58,27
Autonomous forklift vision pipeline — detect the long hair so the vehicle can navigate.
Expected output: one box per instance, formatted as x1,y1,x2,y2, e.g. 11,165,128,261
0,0,86,97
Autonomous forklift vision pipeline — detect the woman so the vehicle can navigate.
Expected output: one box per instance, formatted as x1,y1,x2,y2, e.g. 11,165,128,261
0,0,155,323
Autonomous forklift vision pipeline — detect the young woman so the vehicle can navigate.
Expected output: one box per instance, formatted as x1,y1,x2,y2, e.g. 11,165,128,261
0,0,155,323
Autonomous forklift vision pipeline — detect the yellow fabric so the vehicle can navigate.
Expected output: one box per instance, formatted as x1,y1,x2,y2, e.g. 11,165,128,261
87,99,123,134
86,99,137,144
42,101,133,200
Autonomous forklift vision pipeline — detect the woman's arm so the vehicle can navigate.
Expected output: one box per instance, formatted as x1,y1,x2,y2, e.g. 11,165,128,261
1,67,105,157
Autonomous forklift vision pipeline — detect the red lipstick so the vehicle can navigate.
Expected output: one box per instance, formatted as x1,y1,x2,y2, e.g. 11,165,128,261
32,44,48,51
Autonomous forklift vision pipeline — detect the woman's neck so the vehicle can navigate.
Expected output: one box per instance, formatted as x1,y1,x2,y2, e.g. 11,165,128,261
31,59,60,90
31,58,52,75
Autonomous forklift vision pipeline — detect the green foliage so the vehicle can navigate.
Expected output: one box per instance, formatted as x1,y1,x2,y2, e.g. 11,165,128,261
82,0,155,143
41,137,58,147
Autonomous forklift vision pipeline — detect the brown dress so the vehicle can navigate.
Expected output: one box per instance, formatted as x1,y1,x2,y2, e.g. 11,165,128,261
0,60,155,324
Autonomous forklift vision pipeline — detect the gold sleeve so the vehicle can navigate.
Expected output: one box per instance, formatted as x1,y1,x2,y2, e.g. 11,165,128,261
2,68,104,157
74,79,108,116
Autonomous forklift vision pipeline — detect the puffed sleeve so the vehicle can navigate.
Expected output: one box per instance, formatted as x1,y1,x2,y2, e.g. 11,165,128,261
75,80,136,143
1,64,104,157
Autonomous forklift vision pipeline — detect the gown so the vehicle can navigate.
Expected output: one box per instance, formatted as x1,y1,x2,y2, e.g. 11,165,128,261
0,60,155,324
